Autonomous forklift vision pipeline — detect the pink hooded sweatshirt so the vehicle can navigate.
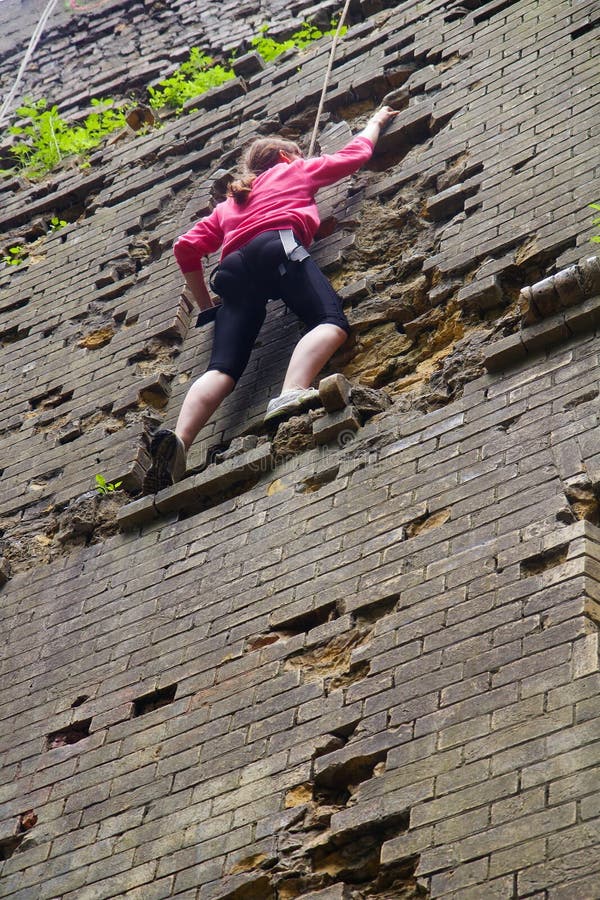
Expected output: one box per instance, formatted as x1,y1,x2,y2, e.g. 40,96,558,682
173,135,374,275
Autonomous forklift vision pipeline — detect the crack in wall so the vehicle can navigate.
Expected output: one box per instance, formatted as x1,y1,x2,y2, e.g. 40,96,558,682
284,631,372,696
226,808,424,899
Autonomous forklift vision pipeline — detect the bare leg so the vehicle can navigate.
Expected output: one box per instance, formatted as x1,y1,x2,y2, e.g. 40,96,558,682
175,369,235,449
282,324,348,392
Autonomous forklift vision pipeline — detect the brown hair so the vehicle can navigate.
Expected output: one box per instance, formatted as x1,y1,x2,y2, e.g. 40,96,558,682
228,137,302,204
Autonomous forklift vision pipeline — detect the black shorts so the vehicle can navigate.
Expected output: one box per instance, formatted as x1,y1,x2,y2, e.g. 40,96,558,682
207,230,350,383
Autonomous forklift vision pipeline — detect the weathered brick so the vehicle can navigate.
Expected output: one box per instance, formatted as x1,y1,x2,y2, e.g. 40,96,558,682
411,772,517,829
519,843,600,896
489,836,547,878
435,874,515,900
484,333,528,371
430,857,489,896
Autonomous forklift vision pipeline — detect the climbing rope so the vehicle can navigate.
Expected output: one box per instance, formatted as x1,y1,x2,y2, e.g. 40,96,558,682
0,0,115,130
3,0,351,139
0,0,61,129
307,0,352,157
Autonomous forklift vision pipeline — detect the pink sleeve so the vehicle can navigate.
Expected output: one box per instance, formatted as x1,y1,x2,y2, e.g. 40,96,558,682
300,135,374,191
173,206,224,274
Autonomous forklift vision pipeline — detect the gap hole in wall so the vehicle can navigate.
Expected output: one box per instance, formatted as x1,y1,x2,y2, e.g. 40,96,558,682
132,683,177,717
0,836,23,860
571,19,599,39
274,601,339,636
71,695,89,708
46,718,91,750
521,543,569,577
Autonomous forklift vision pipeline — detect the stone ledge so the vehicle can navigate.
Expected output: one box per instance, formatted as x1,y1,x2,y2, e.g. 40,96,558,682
183,77,247,113
198,872,272,900
313,405,362,445
117,443,273,526
483,333,527,372
116,495,159,530
484,293,600,372
231,51,265,78
426,176,480,222
155,443,273,515
457,274,502,312
520,256,600,323
520,315,571,354
318,374,352,412
295,886,347,900
564,294,600,334
375,100,434,155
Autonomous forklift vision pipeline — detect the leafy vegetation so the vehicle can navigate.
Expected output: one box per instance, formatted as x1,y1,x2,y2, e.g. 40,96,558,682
1,98,128,180
95,474,123,494
2,245,27,267
148,49,235,112
590,202,600,244
1,217,67,271
0,18,347,180
48,216,68,232
149,19,347,111
250,20,345,63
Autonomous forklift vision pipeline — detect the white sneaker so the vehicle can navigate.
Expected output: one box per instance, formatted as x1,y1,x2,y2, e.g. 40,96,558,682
264,388,320,423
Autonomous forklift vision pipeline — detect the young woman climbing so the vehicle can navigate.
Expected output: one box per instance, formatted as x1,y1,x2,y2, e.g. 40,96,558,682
142,105,398,495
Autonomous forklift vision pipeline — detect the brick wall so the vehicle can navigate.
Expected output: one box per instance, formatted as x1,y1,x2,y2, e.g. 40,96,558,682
1,0,599,897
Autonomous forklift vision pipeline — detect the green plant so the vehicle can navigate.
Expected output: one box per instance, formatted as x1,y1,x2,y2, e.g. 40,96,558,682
148,49,235,111
48,216,68,232
148,20,347,113
251,20,345,62
95,474,123,494
2,97,128,180
2,245,27,266
590,202,600,244
250,24,296,63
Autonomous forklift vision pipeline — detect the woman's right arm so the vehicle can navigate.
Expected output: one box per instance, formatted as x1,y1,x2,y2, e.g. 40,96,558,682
183,270,215,311
173,208,224,311
301,106,399,190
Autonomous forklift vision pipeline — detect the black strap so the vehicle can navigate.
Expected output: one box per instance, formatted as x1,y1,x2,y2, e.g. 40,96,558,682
195,263,223,327
195,305,220,328
208,263,220,293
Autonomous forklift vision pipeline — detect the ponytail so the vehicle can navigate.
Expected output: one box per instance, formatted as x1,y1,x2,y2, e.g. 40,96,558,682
227,137,302,205
228,173,257,204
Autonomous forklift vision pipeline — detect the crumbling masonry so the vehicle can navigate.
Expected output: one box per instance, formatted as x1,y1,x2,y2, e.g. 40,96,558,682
0,0,599,897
